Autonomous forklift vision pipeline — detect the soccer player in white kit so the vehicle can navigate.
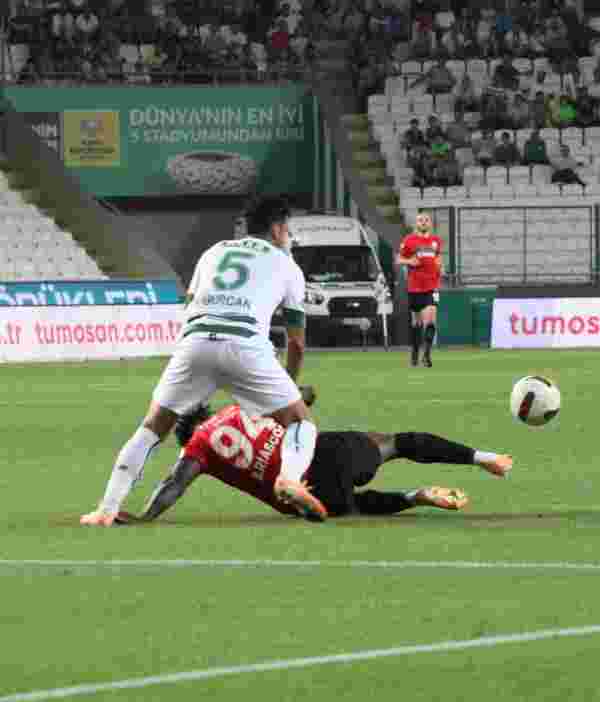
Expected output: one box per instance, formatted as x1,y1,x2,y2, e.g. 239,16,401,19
81,195,325,525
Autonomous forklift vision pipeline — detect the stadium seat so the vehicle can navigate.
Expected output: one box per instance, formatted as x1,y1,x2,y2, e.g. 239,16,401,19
412,95,434,116
463,166,485,188
467,185,493,202
385,76,404,100
515,129,533,154
531,164,552,184
486,166,508,185
538,184,562,200
435,93,454,115
390,97,411,118
533,57,550,74
561,184,585,199
513,58,532,75
401,61,421,76
446,60,466,81
508,166,530,186
445,186,467,202
515,184,539,199
491,185,515,200
562,127,583,148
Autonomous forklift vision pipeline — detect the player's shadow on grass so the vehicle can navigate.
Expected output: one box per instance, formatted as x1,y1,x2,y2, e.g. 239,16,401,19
55,509,600,528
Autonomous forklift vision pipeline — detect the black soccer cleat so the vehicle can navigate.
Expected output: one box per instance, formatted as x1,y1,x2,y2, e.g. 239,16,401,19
422,352,433,368
410,349,419,367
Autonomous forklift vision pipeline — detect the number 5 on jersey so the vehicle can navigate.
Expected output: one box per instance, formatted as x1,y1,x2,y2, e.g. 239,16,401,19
213,251,255,291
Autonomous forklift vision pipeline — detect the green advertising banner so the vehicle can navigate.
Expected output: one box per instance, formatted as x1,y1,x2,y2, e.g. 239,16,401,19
1,85,315,197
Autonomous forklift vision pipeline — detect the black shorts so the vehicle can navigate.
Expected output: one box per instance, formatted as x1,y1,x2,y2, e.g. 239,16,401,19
408,291,439,313
305,432,383,516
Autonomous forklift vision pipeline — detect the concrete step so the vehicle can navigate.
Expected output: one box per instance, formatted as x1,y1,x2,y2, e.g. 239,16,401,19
368,184,398,205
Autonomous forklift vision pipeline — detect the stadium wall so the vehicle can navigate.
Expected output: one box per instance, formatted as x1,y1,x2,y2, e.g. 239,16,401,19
0,102,182,283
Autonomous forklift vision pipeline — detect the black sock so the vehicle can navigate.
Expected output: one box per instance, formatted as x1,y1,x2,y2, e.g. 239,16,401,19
394,432,475,465
423,323,436,355
410,323,423,355
354,489,414,515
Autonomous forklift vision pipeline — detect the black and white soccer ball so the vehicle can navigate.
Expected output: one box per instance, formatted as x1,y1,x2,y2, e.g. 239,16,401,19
510,376,561,426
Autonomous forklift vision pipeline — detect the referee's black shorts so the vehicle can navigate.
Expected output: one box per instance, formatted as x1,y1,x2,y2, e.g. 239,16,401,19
304,432,383,516
408,290,439,313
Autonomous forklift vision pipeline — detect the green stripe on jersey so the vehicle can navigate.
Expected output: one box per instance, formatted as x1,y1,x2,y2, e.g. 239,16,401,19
282,308,306,328
188,313,258,326
183,323,257,339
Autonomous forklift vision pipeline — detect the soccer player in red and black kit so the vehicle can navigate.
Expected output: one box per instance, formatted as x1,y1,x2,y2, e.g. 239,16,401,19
396,212,442,367
114,398,512,524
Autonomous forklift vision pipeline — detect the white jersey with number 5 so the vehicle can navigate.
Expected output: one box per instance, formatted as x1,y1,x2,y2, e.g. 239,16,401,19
184,237,306,341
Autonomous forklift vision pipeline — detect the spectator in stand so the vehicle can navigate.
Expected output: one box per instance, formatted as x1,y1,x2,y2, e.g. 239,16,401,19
493,131,521,165
455,6,476,57
401,117,425,150
344,3,367,42
410,5,436,59
50,1,75,41
550,143,586,185
75,6,99,41
433,4,455,39
204,25,229,65
409,59,456,95
425,114,445,144
503,22,529,57
480,88,507,130
575,86,596,128
453,72,478,114
545,8,571,66
430,149,462,187
439,23,465,59
430,131,450,159
268,18,290,60
473,129,497,167
494,8,512,45
249,41,268,79
531,89,548,128
356,53,385,110
523,128,549,165
492,54,519,92
410,143,436,188
475,6,498,58
508,92,531,129
528,21,547,57
555,93,578,128
445,111,471,147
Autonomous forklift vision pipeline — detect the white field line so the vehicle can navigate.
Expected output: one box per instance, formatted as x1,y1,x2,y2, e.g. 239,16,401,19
2,624,600,702
2,559,600,572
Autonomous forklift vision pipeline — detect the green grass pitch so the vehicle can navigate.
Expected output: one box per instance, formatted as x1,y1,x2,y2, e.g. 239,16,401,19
1,348,600,701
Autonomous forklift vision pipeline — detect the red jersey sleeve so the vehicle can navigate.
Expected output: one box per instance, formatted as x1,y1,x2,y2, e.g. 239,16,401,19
399,234,416,258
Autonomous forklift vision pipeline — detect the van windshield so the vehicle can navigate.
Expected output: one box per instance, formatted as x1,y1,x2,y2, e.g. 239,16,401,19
292,245,379,283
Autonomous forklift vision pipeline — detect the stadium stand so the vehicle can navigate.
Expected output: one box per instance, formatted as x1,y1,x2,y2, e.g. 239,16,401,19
0,170,107,281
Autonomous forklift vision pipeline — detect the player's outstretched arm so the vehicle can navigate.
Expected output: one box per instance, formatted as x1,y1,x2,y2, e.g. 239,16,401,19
137,457,202,522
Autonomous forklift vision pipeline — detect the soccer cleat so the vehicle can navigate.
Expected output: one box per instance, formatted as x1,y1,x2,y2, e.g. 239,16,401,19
422,351,433,368
274,477,328,522
80,509,117,527
410,349,419,367
479,454,513,478
415,486,469,510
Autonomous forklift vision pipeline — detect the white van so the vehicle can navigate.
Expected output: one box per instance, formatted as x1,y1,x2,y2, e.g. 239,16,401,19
287,215,392,344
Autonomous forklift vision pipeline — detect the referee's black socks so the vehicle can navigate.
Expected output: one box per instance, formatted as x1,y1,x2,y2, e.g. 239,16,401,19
394,432,475,465
409,322,422,354
423,323,436,353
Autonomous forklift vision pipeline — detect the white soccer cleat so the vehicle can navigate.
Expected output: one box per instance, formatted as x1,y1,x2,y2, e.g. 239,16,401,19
415,486,469,511
274,477,328,522
479,454,513,478
80,509,117,527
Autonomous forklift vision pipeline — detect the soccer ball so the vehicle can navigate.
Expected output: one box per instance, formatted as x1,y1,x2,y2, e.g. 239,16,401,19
510,376,561,427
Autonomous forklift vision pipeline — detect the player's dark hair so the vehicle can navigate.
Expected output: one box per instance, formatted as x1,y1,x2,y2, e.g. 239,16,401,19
174,403,214,447
245,195,290,236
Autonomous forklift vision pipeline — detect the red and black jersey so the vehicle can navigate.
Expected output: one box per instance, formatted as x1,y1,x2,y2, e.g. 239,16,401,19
183,405,296,515
399,232,442,293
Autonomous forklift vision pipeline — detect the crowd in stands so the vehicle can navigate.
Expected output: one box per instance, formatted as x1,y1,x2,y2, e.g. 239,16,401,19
0,0,321,83
362,0,600,191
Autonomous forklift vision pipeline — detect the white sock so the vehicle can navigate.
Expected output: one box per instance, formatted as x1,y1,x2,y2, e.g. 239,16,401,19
474,451,498,466
279,420,317,483
100,427,161,514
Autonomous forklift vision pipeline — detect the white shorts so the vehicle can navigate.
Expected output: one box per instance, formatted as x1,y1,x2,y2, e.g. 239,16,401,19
152,332,302,416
